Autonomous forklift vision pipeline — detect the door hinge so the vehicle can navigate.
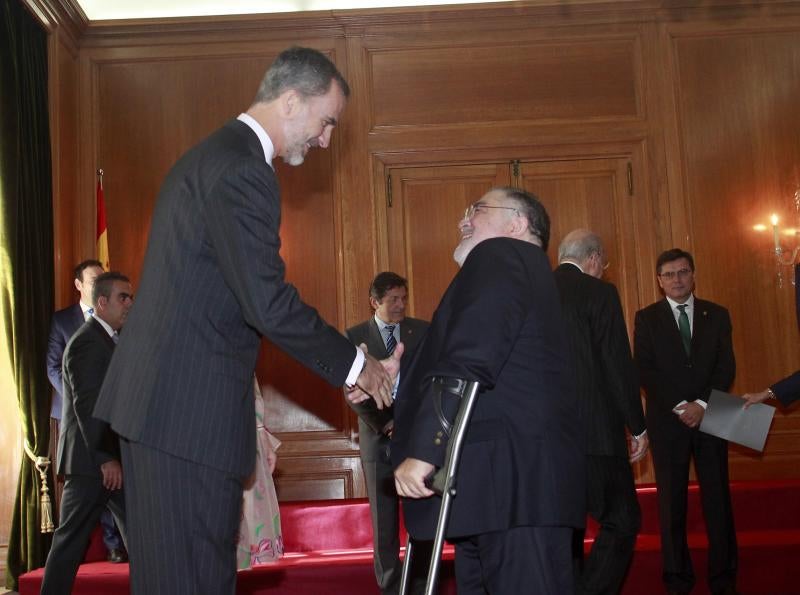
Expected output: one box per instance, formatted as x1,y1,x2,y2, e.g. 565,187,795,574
511,160,520,185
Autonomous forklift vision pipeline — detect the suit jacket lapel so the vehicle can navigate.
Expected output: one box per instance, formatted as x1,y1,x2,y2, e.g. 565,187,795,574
400,320,421,352
691,298,709,352
89,317,116,351
367,319,389,358
70,304,85,335
657,299,688,360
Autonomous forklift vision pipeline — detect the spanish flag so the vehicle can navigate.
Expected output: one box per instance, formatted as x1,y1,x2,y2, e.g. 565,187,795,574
97,172,109,270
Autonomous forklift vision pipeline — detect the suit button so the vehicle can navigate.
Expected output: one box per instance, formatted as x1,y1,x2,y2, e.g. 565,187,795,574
436,431,443,437
434,438,442,446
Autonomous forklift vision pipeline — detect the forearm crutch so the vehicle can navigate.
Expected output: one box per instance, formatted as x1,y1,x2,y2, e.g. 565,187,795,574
399,379,480,595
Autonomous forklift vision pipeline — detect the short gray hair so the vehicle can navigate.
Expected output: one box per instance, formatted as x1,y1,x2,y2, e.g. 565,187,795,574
254,46,350,103
495,187,551,252
558,229,603,264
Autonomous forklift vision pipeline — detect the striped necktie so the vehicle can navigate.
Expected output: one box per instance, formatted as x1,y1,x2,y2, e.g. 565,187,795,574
677,304,691,356
384,325,397,356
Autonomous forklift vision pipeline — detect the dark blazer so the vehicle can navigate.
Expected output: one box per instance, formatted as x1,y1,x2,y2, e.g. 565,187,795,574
346,316,429,437
59,317,120,477
553,263,645,457
94,119,358,477
772,370,800,406
634,297,736,435
46,303,84,417
392,238,585,540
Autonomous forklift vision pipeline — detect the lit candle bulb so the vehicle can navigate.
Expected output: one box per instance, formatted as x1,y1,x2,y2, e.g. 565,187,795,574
771,214,780,252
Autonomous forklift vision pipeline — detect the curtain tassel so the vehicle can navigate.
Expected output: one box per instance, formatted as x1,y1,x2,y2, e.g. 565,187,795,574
37,464,55,533
25,443,55,533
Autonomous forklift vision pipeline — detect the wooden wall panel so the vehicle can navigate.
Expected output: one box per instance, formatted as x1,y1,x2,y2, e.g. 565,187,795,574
95,55,274,286
672,27,800,477
369,39,641,128
33,1,800,502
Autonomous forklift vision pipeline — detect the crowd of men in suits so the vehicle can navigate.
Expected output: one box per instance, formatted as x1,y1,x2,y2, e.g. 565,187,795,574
39,44,770,595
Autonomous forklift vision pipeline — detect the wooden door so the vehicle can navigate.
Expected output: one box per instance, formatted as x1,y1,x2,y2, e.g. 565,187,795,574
385,163,510,321
384,156,653,482
518,158,641,331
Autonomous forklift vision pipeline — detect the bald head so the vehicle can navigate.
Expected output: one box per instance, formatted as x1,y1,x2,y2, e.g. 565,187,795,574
558,229,606,278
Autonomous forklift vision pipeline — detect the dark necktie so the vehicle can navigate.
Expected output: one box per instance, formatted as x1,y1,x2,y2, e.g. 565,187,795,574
385,325,397,356
677,304,691,356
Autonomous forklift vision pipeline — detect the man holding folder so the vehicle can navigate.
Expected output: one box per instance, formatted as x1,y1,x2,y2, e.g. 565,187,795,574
634,249,738,595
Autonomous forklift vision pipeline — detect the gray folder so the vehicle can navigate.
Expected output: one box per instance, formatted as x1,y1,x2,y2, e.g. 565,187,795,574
699,389,775,451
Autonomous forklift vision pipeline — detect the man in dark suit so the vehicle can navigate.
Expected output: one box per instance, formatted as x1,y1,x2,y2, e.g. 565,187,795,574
634,248,738,595
392,188,585,594
45,258,127,563
40,272,133,594
94,47,393,595
346,271,429,595
554,229,648,595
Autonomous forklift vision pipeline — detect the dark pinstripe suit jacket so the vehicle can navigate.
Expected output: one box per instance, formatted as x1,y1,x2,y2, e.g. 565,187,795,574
94,119,358,477
553,264,645,457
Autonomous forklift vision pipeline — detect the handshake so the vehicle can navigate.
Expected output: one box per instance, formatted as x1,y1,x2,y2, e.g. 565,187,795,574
346,342,404,409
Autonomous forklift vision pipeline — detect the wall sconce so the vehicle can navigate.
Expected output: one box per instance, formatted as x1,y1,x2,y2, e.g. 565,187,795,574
755,184,800,287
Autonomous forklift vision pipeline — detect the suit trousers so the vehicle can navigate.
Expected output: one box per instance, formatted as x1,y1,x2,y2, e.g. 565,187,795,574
650,427,737,593
574,455,640,595
361,431,431,595
453,525,573,595
40,475,127,595
362,431,402,593
121,440,244,595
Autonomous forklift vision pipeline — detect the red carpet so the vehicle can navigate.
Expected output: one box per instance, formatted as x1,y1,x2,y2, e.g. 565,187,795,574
19,480,800,594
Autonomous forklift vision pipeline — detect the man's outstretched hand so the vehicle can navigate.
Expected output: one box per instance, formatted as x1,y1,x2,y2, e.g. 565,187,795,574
347,343,404,407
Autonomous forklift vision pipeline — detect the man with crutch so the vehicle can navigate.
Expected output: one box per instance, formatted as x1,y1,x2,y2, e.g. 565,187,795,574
391,187,586,594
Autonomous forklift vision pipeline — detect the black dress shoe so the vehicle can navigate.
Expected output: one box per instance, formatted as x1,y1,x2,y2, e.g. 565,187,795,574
713,587,739,595
107,548,128,563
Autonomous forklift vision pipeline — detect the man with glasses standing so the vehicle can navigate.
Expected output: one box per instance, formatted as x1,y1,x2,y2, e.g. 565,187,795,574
634,249,738,595
390,187,585,594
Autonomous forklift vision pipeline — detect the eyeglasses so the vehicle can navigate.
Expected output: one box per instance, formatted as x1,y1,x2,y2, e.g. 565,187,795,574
658,268,692,281
464,202,519,220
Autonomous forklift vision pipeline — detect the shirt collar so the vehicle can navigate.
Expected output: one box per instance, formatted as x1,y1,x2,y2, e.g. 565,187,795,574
666,294,695,312
79,301,93,316
374,314,399,331
237,113,275,168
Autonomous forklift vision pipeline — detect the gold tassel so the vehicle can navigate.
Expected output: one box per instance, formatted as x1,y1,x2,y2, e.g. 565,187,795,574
38,463,55,533
24,443,55,533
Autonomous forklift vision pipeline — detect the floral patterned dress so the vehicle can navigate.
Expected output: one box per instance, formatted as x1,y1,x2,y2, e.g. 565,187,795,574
237,379,283,569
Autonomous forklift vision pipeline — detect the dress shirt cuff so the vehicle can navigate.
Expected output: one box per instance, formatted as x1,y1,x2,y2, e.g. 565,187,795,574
632,429,647,440
694,399,708,410
345,347,365,387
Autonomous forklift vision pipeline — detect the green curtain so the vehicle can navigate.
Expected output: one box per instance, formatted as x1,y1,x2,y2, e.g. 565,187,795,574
1,1,55,590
